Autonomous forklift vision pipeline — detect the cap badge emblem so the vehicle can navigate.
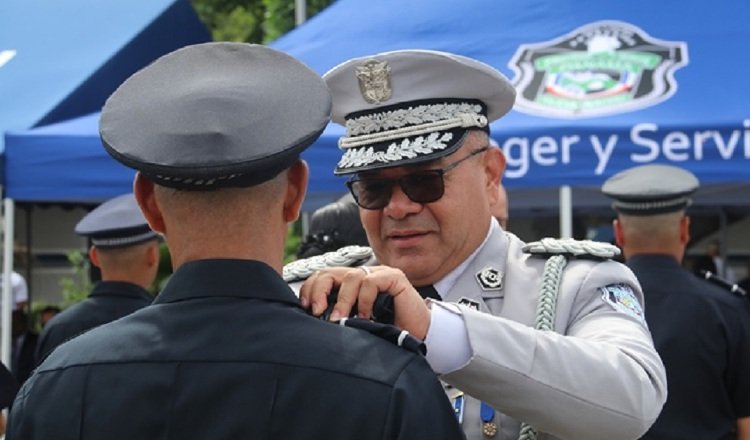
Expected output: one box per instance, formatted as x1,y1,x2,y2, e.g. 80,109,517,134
356,59,392,104
476,266,503,290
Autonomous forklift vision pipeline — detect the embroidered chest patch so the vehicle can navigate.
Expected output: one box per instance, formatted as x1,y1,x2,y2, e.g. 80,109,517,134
599,283,645,323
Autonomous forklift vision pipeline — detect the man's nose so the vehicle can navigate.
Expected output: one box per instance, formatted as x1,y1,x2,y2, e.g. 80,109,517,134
383,183,422,219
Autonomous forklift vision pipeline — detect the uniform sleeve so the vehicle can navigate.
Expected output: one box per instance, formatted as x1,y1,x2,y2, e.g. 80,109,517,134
441,260,667,440
7,377,32,439
382,356,466,440
727,303,750,417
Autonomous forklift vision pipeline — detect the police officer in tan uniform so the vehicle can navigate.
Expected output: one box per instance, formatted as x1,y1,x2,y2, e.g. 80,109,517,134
296,50,667,440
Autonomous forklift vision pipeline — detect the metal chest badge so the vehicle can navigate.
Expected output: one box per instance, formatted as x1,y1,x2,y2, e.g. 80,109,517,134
476,266,503,290
355,59,392,104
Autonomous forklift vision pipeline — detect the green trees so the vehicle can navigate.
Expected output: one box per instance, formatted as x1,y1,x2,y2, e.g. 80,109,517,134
190,0,334,43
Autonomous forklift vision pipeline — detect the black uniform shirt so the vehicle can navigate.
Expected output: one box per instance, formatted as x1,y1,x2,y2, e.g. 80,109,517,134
9,259,463,440
629,255,750,439
35,281,153,363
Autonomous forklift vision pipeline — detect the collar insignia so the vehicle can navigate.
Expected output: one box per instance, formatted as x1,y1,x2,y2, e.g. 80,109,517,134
457,297,481,310
356,59,392,104
476,266,503,290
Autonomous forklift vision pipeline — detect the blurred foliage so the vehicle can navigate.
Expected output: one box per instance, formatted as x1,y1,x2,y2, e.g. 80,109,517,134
58,250,92,307
190,0,334,44
156,242,173,291
285,219,303,264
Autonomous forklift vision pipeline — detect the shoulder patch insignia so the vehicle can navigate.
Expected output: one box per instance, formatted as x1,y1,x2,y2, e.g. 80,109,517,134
475,266,503,290
599,283,645,323
523,238,620,259
283,245,373,282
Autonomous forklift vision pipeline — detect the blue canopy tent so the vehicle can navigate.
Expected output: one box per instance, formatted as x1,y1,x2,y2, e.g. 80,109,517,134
268,0,750,217
1,0,209,367
0,0,210,161
7,0,748,214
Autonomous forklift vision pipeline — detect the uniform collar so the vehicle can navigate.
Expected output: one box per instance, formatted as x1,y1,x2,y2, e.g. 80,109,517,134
434,217,498,296
154,259,300,307
626,254,683,270
89,281,153,301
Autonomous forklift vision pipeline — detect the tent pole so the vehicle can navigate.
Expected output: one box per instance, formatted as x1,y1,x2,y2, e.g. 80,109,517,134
24,204,32,308
559,185,572,238
295,0,306,26
2,198,15,369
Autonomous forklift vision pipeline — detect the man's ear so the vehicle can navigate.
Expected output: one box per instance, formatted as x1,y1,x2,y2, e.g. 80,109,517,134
484,147,506,197
283,160,309,223
88,246,101,269
613,219,625,247
680,215,691,244
133,173,166,234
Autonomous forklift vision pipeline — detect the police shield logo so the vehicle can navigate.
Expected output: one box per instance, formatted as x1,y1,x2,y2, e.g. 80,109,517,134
509,20,688,118
599,283,646,324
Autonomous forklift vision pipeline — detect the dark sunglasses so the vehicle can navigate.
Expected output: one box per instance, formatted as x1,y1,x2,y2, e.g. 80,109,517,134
346,146,489,210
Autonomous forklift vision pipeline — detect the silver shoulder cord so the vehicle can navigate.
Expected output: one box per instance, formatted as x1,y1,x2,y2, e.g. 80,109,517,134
518,254,568,440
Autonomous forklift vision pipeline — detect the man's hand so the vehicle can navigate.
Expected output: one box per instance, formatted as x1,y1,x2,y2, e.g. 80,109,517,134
299,266,432,340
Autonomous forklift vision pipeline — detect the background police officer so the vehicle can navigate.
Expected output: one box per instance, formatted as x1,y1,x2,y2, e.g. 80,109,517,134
603,164,750,439
36,193,159,363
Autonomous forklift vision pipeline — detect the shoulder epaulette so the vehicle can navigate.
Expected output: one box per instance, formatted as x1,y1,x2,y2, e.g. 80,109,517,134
699,270,748,299
283,245,373,282
339,318,426,355
522,238,620,259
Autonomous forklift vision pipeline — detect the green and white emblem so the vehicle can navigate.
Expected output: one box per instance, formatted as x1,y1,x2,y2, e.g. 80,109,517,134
509,20,688,118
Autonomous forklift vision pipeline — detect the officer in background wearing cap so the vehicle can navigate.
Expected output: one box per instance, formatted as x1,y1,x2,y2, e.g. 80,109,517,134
7,43,463,440
298,49,666,440
35,193,159,364
602,164,750,439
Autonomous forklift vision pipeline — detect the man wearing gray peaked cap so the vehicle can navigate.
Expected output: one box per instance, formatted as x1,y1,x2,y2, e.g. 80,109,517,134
34,193,160,364
296,49,667,440
603,164,750,439
7,43,463,440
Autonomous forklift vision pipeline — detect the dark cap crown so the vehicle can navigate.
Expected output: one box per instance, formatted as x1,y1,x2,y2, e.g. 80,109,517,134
100,42,331,190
